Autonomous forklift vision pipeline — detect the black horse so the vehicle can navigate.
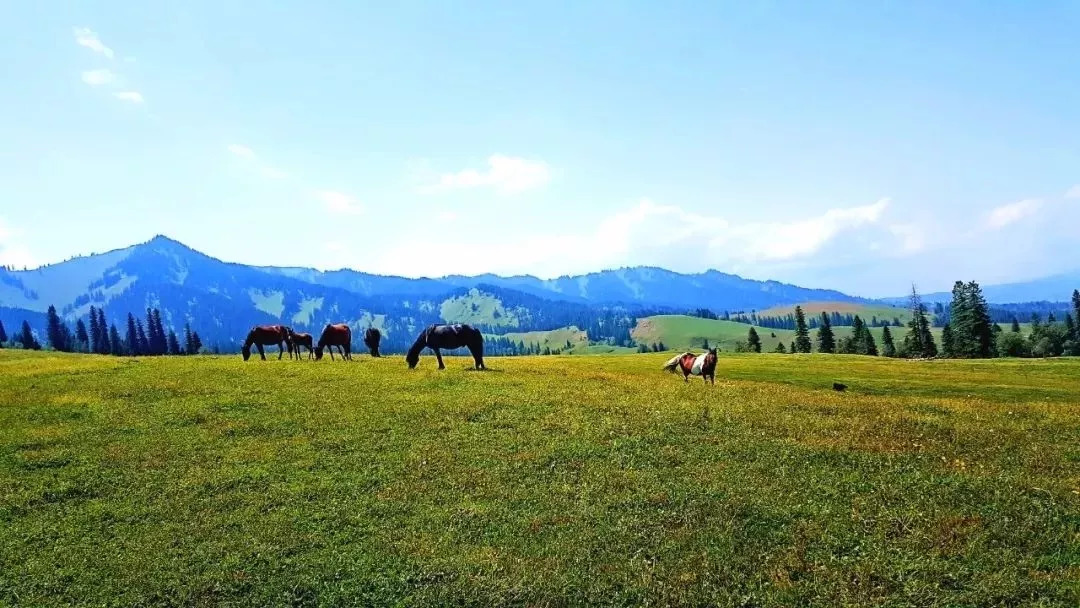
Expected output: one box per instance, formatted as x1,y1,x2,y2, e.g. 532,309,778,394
405,324,485,370
363,328,382,357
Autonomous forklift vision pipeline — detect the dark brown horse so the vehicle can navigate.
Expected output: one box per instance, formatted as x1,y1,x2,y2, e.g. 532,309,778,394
662,349,717,384
405,324,485,370
316,323,352,361
290,332,314,360
363,328,382,357
242,325,294,361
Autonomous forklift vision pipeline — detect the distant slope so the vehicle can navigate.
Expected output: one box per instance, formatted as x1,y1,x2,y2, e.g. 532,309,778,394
756,301,909,324
884,272,1080,305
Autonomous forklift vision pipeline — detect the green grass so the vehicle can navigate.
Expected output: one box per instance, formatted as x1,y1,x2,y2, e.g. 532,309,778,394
440,288,521,328
1,350,1078,606
756,301,910,324
490,326,589,352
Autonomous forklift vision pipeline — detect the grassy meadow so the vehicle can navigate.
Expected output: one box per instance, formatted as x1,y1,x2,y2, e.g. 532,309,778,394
1,350,1078,606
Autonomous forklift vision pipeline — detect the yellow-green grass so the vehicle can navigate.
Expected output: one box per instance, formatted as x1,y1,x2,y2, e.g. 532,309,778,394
756,301,910,323
1,350,1078,606
489,326,589,351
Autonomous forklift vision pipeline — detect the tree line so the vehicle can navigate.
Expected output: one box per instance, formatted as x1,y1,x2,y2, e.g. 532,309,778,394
732,284,1080,359
0,305,204,356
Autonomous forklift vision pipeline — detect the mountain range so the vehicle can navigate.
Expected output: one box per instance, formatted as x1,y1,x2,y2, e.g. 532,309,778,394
1,235,1075,351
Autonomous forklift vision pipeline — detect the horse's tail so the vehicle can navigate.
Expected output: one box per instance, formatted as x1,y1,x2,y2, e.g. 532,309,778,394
663,353,688,372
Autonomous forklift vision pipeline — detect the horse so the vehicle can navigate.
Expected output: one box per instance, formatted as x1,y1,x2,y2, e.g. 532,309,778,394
242,325,294,361
290,332,314,360
405,324,485,370
662,348,717,384
315,324,352,361
363,328,382,357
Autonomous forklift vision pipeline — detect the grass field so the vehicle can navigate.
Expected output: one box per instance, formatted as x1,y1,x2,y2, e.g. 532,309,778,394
1,350,1078,606
756,301,910,324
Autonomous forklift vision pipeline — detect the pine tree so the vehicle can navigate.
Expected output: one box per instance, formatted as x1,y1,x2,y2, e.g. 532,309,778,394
881,325,896,357
97,309,110,354
790,340,796,353
46,305,68,352
109,324,124,356
948,282,973,357
941,323,955,358
1073,290,1080,334
126,314,140,355
136,320,150,355
75,319,89,352
167,330,181,355
816,312,835,354
1011,318,1021,333
902,285,937,358
191,331,203,354
151,309,167,355
793,306,812,353
747,327,761,353
89,305,101,354
774,342,787,353
18,321,40,350
967,281,993,358
184,323,195,355
0,320,6,347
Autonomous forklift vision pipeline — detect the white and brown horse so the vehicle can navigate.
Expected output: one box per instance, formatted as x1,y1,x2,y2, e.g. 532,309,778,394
663,349,717,384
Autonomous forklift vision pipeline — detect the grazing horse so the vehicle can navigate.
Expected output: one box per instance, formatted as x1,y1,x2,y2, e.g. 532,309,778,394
363,328,382,357
406,324,485,370
242,325,294,361
315,324,352,361
662,348,718,384
291,332,314,360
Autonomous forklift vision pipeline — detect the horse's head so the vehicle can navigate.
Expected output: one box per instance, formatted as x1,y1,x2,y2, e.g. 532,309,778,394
405,351,419,369
242,344,251,361
314,346,324,361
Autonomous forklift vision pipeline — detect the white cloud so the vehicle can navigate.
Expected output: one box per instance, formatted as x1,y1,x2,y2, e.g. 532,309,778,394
81,69,116,86
1066,185,1080,199
887,223,925,254
986,198,1042,229
361,197,897,278
227,144,256,159
73,27,114,59
113,91,144,103
426,155,551,194
0,218,37,269
319,191,363,215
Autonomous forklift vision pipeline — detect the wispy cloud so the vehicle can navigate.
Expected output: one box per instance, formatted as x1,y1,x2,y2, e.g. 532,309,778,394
424,155,551,195
73,27,114,59
319,191,363,215
227,144,256,159
986,198,1042,229
81,69,116,86
0,218,37,269
1067,185,1080,199
113,91,144,104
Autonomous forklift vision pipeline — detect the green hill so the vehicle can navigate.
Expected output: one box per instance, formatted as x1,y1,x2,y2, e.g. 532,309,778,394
756,301,910,324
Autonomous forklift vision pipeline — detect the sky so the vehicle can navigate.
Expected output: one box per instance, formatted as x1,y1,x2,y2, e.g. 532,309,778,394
1,1,1078,297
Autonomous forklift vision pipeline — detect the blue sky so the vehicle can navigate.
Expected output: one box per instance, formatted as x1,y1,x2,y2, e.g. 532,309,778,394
1,1,1078,297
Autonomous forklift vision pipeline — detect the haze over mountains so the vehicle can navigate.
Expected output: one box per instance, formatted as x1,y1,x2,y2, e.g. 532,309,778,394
0,236,1075,351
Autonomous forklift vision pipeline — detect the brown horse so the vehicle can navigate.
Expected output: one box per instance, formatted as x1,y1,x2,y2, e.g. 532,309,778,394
662,349,717,384
242,325,294,361
290,332,314,360
316,323,352,361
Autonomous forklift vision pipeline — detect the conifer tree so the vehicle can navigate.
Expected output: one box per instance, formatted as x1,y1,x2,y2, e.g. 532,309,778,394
774,342,786,353
941,323,955,358
816,311,835,354
793,306,812,353
97,309,110,354
1073,289,1080,335
126,313,140,355
18,321,40,350
167,330,181,355
136,320,150,355
881,325,896,357
790,340,796,353
967,281,993,358
1011,318,1021,333
151,309,167,355
0,320,6,347
747,327,761,353
46,305,68,352
902,285,937,358
109,324,124,356
89,305,101,354
76,320,90,352
191,331,203,354
948,282,973,357
184,323,195,355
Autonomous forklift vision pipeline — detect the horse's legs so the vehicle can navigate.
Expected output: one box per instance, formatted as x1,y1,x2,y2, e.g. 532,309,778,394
329,346,336,361
278,341,284,360
434,348,445,370
344,344,352,361
470,346,484,370
257,344,266,361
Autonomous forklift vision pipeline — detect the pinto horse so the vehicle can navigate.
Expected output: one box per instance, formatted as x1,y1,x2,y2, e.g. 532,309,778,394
405,324,485,370
363,328,382,357
315,324,352,361
663,348,718,384
242,325,294,361
290,332,314,360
